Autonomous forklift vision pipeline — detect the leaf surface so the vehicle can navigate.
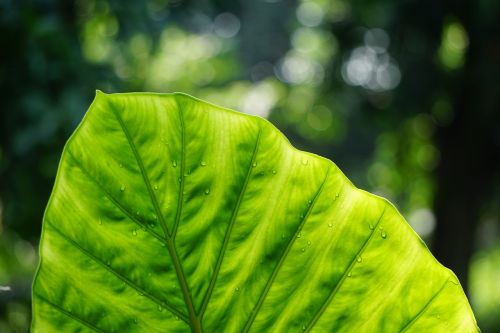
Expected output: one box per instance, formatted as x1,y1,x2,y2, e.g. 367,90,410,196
32,92,479,332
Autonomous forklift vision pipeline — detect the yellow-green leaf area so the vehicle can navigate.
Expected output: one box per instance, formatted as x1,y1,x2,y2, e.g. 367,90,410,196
32,91,479,332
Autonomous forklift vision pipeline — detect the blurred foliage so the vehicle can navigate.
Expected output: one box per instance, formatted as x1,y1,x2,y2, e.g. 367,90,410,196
0,0,499,332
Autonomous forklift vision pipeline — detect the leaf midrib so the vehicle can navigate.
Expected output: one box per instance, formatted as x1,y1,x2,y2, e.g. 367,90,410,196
110,102,202,332
46,220,189,322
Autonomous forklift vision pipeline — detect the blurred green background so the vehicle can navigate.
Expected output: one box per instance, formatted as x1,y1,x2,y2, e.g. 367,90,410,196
1,0,499,331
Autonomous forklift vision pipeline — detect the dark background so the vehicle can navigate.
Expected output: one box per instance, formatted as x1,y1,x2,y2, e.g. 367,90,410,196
1,0,499,331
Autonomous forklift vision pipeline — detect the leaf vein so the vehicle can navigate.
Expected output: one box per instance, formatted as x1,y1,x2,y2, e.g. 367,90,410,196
66,150,166,244
304,206,388,332
400,279,448,332
198,126,263,319
172,96,186,238
46,220,189,323
242,165,332,333
35,293,106,333
109,100,201,332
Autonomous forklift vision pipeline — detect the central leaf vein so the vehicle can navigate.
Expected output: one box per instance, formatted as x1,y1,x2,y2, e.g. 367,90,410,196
110,101,202,332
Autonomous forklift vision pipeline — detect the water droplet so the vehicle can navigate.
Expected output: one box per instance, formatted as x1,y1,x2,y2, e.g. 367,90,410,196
297,232,302,238
308,200,312,205
450,279,459,285
136,211,140,216
119,163,123,168
252,162,257,167
307,240,311,246
174,315,180,321
106,260,111,266
328,223,333,228
98,218,102,225
154,185,158,190
369,223,374,230
172,161,177,167
235,287,239,292
149,222,155,228
300,214,304,219
357,256,362,263
132,229,137,236
301,157,309,165
302,325,306,330
120,185,126,191
336,193,340,198
205,188,210,195
272,170,276,174
281,233,286,239
381,231,387,239
379,226,383,230
158,305,163,312
133,318,138,324
301,248,305,252
200,161,207,166
347,272,352,277
437,314,441,319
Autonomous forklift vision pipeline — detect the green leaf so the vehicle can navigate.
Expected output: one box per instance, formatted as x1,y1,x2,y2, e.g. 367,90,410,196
32,91,479,332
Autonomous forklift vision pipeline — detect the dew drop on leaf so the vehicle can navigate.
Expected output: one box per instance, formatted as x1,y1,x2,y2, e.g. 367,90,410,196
272,169,276,174
120,185,126,191
297,232,302,238
252,162,257,167
357,256,362,263
301,157,309,165
347,272,352,277
205,188,210,195
98,218,102,225
369,223,374,230
172,161,177,167
328,223,333,228
302,325,306,331
119,163,123,168
307,240,311,246
301,248,305,252
132,229,137,236
200,161,207,166
381,231,387,239
158,305,163,312
154,185,158,190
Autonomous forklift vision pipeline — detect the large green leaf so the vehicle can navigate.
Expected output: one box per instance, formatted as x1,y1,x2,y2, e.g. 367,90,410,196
32,92,479,332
